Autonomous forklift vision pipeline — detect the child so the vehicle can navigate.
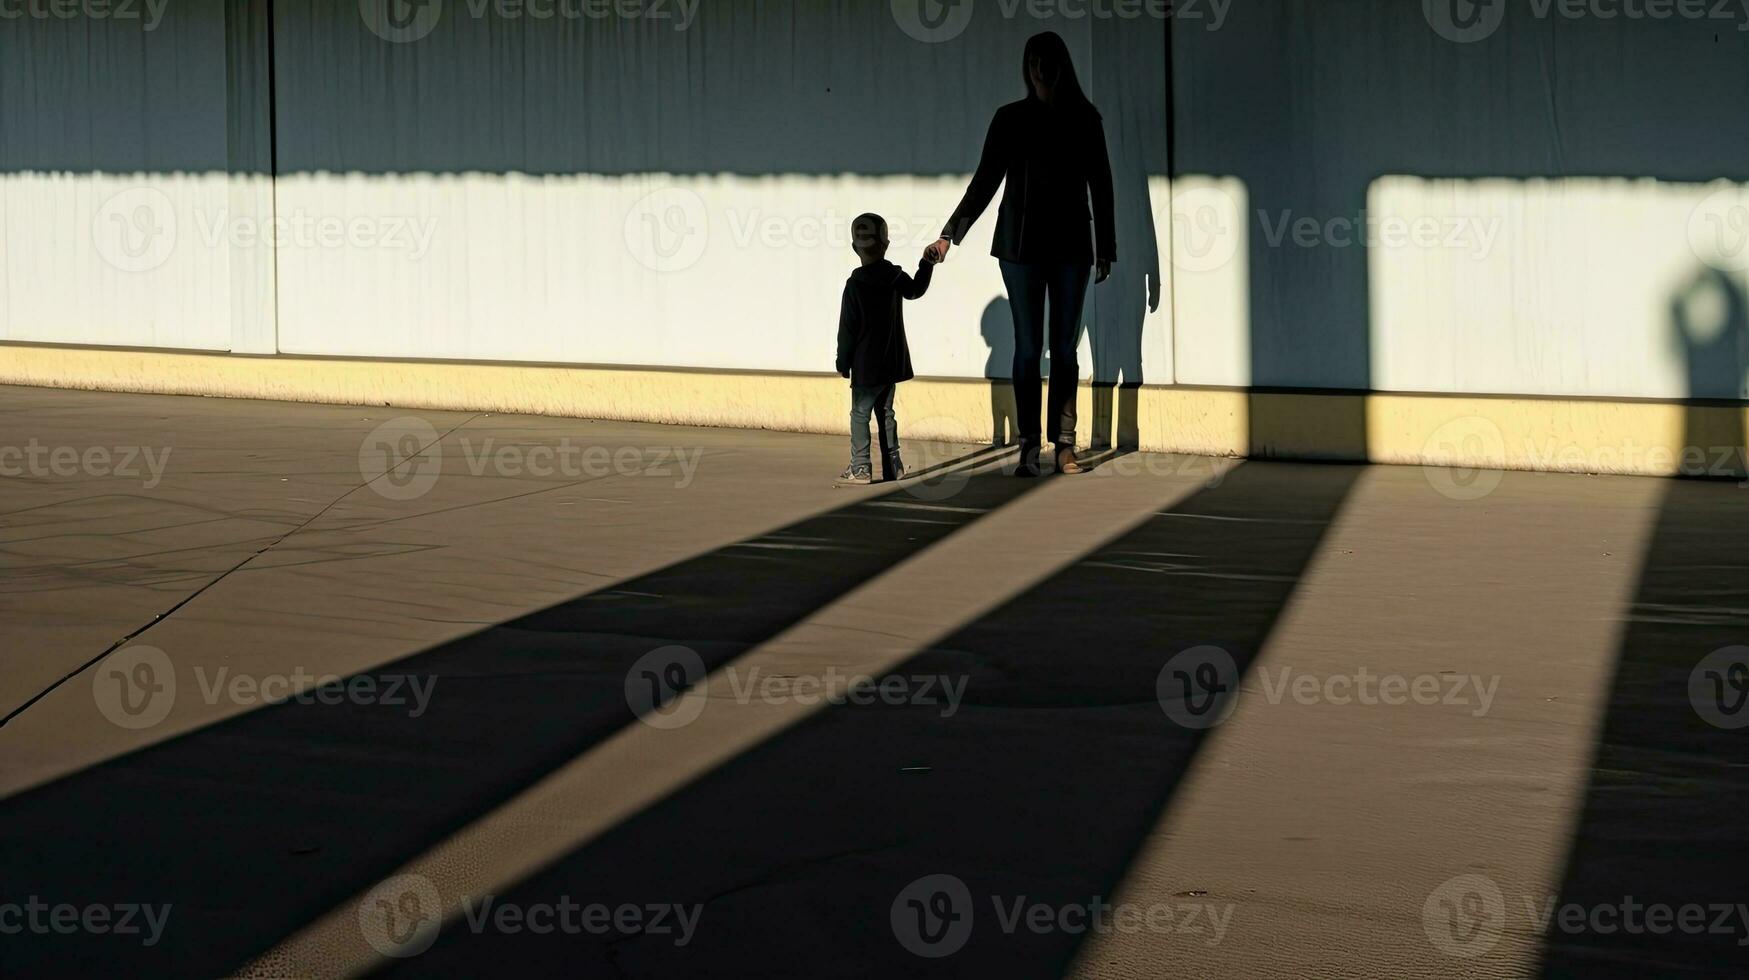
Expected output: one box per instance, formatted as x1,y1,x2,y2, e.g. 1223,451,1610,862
835,213,936,485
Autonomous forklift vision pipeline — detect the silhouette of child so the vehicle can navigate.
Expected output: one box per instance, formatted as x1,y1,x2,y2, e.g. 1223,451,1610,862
835,213,937,484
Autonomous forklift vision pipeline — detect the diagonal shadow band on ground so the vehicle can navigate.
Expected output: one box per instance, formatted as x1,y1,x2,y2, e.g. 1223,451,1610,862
0,453,1043,977
362,462,1365,978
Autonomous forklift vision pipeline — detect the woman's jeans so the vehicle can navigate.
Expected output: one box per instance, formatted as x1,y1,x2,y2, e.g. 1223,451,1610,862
849,383,898,471
1001,260,1092,448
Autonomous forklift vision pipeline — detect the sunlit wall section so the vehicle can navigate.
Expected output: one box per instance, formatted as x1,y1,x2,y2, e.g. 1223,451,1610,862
1171,0,1749,400
268,2,1172,383
1370,176,1749,401
0,0,275,353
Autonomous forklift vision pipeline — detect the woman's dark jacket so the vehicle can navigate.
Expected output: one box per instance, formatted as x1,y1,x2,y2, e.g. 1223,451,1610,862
836,259,933,388
940,97,1117,266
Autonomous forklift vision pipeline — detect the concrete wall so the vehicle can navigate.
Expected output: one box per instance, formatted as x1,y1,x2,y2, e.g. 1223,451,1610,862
0,0,276,353
1171,1,1749,401
4,1,1749,472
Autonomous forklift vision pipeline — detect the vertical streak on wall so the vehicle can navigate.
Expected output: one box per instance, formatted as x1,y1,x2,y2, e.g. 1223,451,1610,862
226,0,278,354
1163,8,1176,386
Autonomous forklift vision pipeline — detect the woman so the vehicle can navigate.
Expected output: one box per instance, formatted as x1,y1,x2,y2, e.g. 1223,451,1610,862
926,31,1115,476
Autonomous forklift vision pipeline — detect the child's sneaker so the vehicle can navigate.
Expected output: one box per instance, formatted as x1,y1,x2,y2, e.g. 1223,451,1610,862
837,464,873,486
882,454,906,482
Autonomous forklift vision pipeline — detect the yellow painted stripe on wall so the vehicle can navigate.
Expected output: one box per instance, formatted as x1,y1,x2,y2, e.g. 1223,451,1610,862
3,343,1745,478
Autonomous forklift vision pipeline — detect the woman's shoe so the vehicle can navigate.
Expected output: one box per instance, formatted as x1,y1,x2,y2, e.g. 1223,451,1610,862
1014,441,1041,478
1055,446,1085,475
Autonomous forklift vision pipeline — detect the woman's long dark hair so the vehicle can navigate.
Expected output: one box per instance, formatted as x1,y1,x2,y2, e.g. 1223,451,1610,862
1022,31,1099,118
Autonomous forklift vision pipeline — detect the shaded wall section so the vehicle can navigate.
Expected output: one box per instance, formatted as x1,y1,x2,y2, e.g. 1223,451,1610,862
1170,1,1749,400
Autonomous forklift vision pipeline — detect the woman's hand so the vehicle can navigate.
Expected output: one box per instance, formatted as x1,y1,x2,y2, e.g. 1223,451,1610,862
1095,260,1111,284
925,238,952,264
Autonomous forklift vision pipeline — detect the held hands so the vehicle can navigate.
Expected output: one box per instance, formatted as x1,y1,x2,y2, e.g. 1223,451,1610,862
920,237,1106,281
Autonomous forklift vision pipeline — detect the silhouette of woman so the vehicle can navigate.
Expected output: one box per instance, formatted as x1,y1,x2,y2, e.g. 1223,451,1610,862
927,31,1115,476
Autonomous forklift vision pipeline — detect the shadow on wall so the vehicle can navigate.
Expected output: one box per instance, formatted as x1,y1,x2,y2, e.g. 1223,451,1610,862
1087,13,1164,454
1672,264,1749,475
1086,96,1159,452
1536,266,1749,976
980,297,1017,446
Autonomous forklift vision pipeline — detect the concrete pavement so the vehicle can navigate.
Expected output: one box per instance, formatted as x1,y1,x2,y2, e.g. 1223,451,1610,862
1,385,1745,978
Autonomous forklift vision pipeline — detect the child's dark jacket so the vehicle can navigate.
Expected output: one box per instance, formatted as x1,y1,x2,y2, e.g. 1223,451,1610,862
836,259,932,387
